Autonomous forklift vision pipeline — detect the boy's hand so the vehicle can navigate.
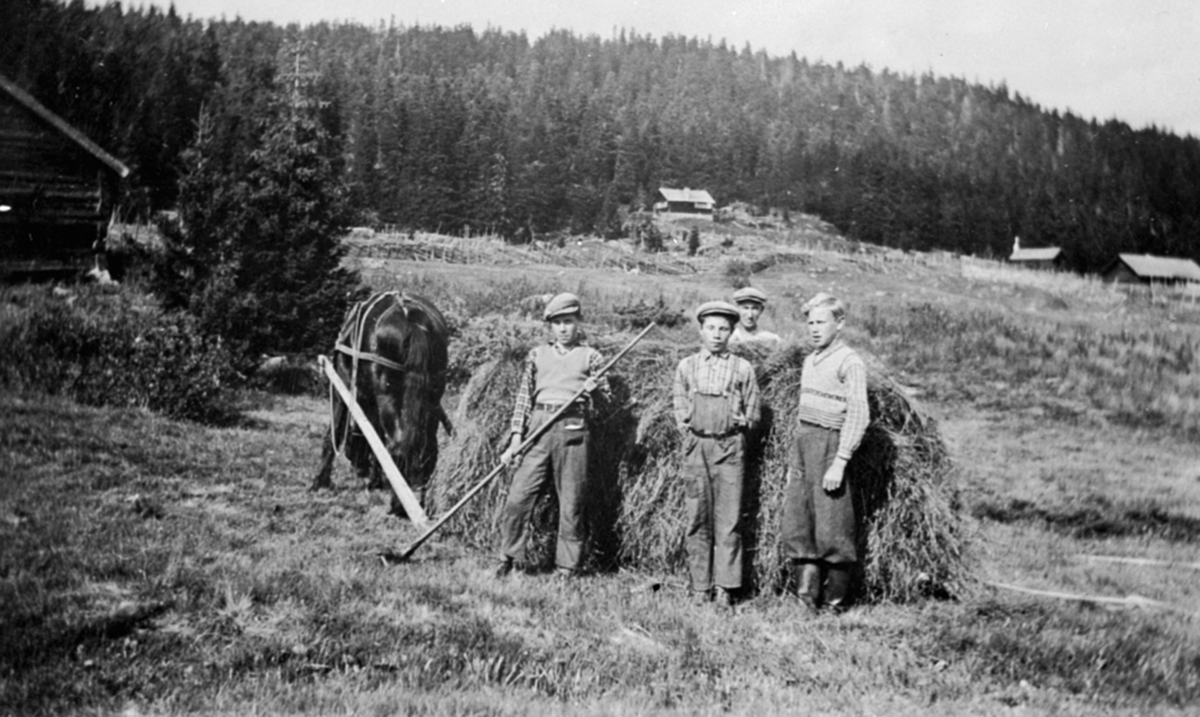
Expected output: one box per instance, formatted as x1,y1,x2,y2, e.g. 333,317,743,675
731,410,747,428
822,459,847,492
583,376,598,394
499,434,523,466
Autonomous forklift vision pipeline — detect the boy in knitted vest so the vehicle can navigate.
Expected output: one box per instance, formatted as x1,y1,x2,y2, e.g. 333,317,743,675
781,293,869,612
495,292,609,579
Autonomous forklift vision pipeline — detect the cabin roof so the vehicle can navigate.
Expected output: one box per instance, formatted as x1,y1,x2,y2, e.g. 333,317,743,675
1106,253,1200,282
657,187,714,204
1010,247,1062,262
0,73,130,178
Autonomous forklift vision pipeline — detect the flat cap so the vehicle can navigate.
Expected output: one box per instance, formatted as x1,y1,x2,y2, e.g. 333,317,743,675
544,292,582,320
695,300,741,324
732,286,768,305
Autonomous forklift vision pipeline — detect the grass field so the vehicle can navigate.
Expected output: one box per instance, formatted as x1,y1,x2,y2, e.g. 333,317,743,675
3,219,1199,715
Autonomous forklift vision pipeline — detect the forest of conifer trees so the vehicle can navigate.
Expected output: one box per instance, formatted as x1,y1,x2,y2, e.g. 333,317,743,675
5,0,1200,273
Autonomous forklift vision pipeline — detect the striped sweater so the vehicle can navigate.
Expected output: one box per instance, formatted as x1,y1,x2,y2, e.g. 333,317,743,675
797,340,870,460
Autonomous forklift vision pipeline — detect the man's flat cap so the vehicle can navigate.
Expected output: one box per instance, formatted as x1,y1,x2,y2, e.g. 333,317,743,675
544,292,582,320
732,286,768,305
695,300,741,324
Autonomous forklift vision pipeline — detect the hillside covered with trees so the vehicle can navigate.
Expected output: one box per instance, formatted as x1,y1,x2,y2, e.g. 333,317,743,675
6,0,1200,272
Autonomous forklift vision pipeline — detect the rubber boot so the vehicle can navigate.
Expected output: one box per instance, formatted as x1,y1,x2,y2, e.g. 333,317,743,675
794,560,822,614
822,563,854,613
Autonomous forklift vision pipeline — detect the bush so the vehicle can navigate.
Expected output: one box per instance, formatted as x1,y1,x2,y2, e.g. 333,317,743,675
724,259,751,288
0,285,235,423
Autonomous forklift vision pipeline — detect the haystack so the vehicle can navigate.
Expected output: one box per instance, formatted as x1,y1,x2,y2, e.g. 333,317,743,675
429,332,972,602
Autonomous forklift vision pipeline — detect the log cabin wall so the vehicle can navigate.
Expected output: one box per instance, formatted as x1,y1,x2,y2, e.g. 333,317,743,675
0,74,129,275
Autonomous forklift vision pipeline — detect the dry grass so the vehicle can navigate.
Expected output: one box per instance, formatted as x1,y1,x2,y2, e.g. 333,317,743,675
8,223,1200,714
960,257,1125,308
431,334,973,602
3,391,1198,716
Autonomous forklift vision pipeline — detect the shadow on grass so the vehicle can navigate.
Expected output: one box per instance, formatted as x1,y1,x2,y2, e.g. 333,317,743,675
973,495,1200,542
931,599,1200,706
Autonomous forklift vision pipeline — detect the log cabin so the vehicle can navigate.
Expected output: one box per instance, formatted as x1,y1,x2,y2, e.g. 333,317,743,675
0,73,130,278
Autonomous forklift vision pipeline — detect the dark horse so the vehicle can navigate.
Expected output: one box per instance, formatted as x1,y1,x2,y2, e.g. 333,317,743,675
311,291,453,514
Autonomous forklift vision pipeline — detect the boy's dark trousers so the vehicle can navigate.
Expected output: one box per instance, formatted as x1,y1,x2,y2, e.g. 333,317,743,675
781,423,857,608
781,422,857,563
499,409,589,571
682,432,744,593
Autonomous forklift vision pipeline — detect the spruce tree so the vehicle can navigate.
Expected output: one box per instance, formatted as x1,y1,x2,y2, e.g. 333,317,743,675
159,43,361,371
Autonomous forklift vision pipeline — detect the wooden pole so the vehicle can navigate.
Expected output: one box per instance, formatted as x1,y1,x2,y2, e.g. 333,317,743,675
319,355,430,526
390,322,658,563
983,580,1193,616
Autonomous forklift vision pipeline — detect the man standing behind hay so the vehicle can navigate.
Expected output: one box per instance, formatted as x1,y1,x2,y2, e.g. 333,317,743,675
495,292,609,579
782,292,869,613
673,301,761,607
729,286,781,347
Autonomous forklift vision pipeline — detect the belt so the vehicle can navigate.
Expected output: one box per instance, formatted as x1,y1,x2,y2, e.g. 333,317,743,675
689,428,740,439
535,402,585,413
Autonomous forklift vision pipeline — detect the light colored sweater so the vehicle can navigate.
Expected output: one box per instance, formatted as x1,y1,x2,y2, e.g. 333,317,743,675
797,340,869,460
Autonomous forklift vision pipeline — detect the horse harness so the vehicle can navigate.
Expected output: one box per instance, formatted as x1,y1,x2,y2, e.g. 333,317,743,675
330,291,426,452
334,291,420,375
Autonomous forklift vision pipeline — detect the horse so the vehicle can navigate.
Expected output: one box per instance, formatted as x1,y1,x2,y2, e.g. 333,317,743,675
311,291,453,516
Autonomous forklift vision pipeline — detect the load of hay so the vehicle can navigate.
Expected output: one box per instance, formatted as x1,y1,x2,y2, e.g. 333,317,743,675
429,328,972,602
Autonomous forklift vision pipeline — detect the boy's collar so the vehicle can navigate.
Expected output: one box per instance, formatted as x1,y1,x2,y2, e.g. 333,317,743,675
701,346,730,358
813,337,844,357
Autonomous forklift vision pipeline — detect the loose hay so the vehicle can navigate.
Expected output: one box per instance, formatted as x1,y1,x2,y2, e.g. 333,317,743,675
430,334,972,602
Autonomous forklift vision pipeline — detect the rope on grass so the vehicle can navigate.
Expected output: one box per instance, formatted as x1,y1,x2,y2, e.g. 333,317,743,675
982,580,1196,617
1076,554,1200,572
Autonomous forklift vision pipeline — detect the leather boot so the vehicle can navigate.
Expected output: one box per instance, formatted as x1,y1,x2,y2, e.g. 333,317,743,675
822,563,854,613
794,560,821,613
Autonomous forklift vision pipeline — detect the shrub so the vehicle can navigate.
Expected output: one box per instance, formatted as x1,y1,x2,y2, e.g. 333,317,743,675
640,223,664,253
724,260,751,289
609,295,686,330
0,285,235,423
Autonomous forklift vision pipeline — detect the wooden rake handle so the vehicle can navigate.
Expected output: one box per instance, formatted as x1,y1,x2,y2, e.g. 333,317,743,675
392,321,657,563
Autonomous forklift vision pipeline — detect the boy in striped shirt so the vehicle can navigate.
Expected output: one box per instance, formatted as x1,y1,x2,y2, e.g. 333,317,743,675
673,301,761,608
781,293,869,612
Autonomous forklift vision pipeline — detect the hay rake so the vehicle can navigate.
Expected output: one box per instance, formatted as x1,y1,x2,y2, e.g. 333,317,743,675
383,321,657,565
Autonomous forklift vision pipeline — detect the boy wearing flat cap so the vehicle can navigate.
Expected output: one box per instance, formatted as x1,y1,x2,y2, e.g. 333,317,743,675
672,301,761,607
495,292,610,579
729,286,781,347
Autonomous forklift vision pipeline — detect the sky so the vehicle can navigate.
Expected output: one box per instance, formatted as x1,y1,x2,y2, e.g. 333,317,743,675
119,0,1200,138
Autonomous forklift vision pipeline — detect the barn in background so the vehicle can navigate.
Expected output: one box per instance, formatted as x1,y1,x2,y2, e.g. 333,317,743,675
1101,253,1200,286
0,73,130,278
1007,236,1064,270
654,187,715,217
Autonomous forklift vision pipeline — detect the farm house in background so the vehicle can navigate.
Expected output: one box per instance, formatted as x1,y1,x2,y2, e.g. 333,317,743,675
1101,253,1200,286
1007,236,1064,270
654,187,715,217
0,73,129,278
